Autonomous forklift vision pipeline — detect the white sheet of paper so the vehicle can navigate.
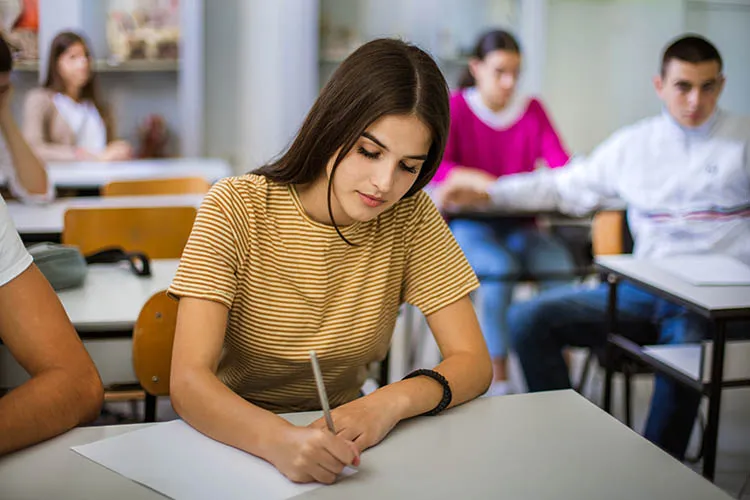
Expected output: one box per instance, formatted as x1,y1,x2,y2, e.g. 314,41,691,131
72,420,356,500
653,256,750,286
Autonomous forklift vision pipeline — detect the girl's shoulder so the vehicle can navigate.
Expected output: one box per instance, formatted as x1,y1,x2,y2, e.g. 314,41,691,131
24,87,56,108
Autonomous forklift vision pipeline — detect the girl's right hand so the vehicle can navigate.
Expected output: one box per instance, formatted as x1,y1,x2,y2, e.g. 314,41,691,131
268,426,360,484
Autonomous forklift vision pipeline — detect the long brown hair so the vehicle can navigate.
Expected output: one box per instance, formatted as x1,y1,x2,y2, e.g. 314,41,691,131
255,38,450,244
458,30,521,89
44,31,107,120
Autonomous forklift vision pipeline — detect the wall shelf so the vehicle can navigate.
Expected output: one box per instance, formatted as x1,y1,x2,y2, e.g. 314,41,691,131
12,59,179,73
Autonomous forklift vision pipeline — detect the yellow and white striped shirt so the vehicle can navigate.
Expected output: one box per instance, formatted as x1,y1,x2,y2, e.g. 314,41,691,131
168,174,478,412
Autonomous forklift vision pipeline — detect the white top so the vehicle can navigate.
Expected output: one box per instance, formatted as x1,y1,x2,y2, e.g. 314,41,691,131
487,110,750,266
0,195,32,286
596,255,750,314
0,391,731,500
52,93,107,153
6,194,205,235
57,259,179,331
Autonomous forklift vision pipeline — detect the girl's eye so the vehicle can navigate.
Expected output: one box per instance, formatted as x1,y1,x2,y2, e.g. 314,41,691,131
400,162,419,174
358,146,380,160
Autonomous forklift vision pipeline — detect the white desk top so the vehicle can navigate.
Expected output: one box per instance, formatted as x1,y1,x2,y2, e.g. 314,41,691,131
644,344,703,381
0,157,232,190
0,391,730,500
645,341,750,384
596,255,750,316
8,194,204,235
58,260,178,332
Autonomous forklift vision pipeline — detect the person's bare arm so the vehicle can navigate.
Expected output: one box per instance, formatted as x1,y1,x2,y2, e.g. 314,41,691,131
310,295,492,451
170,297,359,484
0,87,50,198
0,264,103,455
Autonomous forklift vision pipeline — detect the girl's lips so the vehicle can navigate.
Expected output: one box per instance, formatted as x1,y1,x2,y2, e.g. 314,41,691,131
357,192,385,207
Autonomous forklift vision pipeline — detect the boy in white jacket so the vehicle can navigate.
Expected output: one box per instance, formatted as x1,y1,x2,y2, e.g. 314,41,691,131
439,34,750,460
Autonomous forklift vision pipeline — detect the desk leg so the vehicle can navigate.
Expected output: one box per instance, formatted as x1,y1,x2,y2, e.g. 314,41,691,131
703,319,727,481
603,274,618,414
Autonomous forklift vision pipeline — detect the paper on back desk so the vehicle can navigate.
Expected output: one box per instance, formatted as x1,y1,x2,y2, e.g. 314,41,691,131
72,420,348,500
653,256,750,286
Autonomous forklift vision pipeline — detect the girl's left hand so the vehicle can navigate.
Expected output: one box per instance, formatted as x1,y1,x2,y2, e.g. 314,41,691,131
308,390,405,453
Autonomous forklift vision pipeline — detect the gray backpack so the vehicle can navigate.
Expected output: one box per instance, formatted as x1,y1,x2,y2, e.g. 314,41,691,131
27,244,152,291
27,243,88,290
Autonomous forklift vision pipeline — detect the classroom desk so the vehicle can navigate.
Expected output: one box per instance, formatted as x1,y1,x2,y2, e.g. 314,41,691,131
0,390,732,500
7,194,204,242
596,255,750,481
58,259,180,334
0,158,231,192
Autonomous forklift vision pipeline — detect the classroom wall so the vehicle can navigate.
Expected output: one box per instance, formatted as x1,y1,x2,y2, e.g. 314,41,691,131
204,0,319,175
204,0,241,169
543,0,685,156
542,0,750,156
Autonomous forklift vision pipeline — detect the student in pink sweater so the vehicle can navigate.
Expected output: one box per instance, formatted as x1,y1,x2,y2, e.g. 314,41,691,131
434,30,574,396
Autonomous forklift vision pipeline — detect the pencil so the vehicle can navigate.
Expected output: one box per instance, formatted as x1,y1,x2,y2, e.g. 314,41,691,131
309,350,336,433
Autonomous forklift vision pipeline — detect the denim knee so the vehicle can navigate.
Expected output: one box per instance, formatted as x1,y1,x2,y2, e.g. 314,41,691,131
508,299,544,351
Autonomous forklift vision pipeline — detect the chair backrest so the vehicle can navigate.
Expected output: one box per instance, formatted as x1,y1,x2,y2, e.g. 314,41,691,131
62,206,196,258
592,210,633,255
132,291,178,397
102,177,211,196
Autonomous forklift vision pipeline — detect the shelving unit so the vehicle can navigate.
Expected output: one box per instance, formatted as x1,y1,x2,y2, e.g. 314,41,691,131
317,0,518,89
9,0,204,157
14,58,179,73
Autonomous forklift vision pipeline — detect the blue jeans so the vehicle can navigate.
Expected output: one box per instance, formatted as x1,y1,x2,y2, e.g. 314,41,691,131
450,219,575,359
508,282,749,460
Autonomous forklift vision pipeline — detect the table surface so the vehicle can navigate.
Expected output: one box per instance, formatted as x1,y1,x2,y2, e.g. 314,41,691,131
57,260,179,332
0,390,731,500
643,344,703,381
596,255,750,317
0,158,232,189
8,194,205,235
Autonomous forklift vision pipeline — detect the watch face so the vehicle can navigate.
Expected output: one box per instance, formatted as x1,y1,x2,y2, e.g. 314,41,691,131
0,0,23,32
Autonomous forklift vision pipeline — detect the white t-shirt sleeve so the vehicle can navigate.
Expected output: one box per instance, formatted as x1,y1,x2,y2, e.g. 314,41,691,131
0,195,33,286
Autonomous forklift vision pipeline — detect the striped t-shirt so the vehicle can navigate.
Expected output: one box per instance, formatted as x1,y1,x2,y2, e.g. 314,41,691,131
168,174,478,412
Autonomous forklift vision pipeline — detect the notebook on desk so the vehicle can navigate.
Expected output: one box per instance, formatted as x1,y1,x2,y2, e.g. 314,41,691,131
72,420,357,500
653,256,750,286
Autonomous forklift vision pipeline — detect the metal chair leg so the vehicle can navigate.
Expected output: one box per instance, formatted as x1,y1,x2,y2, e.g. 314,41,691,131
379,352,390,387
737,471,750,499
144,394,158,422
624,364,633,428
686,410,706,464
575,350,594,395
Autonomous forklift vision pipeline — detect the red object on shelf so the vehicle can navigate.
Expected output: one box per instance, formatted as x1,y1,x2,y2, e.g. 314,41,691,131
14,0,39,32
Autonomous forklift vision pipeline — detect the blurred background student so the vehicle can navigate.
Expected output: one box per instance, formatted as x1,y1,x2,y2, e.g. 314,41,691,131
23,31,132,162
0,34,50,202
433,30,575,395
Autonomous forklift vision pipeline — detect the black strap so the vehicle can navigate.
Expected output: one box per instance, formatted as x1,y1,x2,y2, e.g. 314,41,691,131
402,369,452,416
85,247,152,277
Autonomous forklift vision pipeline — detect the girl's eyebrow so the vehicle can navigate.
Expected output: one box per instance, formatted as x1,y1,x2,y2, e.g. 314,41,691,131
361,132,429,160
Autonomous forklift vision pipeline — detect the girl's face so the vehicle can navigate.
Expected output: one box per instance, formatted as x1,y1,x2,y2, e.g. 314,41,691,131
57,42,91,91
327,114,431,225
470,49,521,111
